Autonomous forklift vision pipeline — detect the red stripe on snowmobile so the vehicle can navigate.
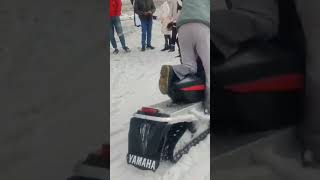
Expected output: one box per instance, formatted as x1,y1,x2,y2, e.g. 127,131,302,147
226,74,304,93
181,85,206,91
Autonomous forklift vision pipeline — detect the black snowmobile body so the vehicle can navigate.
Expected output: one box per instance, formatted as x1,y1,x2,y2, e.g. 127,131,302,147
127,101,209,171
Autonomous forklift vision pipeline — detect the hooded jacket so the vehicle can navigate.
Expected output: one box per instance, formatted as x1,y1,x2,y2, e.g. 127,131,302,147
159,1,172,35
110,0,122,17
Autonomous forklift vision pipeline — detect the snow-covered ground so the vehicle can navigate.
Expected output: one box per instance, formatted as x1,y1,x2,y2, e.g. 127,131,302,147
110,15,210,180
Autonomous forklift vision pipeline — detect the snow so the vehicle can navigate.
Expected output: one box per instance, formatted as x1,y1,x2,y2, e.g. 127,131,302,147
110,14,210,180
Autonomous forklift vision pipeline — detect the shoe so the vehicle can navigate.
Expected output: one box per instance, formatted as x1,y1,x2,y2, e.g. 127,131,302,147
159,65,175,95
168,45,175,52
113,49,119,54
161,46,170,51
141,47,146,51
123,47,131,53
146,45,155,50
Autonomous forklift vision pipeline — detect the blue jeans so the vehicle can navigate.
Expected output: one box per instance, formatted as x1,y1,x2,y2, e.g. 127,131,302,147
141,18,153,48
110,16,126,49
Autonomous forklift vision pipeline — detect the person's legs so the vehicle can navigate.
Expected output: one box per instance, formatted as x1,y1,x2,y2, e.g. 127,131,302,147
159,24,195,95
110,17,117,49
172,23,198,80
169,24,177,52
161,35,170,51
176,38,181,59
194,23,210,112
113,16,127,49
140,19,148,49
166,35,170,45
146,18,153,47
170,24,177,46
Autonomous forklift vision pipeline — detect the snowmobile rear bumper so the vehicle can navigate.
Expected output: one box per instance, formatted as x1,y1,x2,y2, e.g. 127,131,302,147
127,101,210,171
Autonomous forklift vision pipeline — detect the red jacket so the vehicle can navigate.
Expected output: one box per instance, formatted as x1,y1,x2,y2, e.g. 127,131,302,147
110,0,122,17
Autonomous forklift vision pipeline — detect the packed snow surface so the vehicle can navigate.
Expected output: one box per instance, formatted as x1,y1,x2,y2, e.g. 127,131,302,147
110,14,210,180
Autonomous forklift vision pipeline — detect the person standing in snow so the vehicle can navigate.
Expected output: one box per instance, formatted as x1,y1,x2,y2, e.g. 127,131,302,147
134,0,156,51
110,0,131,54
159,1,173,51
159,0,210,113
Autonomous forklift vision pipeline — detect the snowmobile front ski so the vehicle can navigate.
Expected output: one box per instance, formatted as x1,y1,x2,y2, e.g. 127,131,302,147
127,100,210,172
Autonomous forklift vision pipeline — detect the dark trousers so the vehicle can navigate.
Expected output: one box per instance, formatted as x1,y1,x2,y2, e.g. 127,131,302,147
164,35,170,48
140,17,153,48
170,24,178,46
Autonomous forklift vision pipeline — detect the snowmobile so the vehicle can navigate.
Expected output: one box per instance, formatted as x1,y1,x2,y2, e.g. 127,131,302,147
127,71,210,171
67,144,109,180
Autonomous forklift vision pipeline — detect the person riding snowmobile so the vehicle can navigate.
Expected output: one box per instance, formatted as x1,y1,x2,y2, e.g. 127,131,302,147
159,0,211,113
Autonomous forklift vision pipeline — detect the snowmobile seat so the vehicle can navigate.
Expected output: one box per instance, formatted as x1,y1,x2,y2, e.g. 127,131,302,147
168,75,206,104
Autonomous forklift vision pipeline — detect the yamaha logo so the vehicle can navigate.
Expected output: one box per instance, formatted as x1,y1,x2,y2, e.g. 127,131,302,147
128,154,156,171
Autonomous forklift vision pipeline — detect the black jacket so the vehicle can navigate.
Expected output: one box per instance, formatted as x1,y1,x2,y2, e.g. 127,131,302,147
134,0,156,21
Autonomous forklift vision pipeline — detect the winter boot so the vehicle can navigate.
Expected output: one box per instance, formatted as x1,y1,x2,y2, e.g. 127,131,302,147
147,45,155,50
161,35,170,51
123,47,131,53
113,48,119,55
168,45,175,52
161,44,169,51
159,65,177,95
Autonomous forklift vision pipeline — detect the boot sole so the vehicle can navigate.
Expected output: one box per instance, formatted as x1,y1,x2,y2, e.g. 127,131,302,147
159,65,172,95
